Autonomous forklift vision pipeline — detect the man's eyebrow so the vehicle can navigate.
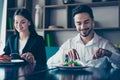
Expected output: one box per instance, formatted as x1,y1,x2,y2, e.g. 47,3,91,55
85,19,90,22
76,19,90,23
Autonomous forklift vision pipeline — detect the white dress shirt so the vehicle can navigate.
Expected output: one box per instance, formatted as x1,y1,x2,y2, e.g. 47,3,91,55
47,33,120,68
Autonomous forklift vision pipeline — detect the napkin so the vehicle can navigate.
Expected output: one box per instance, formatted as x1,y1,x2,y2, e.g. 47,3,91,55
86,56,110,69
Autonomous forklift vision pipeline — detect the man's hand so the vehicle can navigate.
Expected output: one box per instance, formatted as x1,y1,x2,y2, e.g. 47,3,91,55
92,48,112,59
65,49,80,61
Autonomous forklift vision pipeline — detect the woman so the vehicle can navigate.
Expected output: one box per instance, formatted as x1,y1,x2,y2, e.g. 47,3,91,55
1,9,46,66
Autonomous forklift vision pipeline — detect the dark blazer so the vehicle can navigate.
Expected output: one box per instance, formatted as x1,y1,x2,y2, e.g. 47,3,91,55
4,34,46,67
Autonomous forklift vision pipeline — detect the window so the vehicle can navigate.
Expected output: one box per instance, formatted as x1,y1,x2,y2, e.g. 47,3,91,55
0,0,7,53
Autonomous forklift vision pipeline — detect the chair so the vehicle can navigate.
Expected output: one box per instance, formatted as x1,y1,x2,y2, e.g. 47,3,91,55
45,47,59,60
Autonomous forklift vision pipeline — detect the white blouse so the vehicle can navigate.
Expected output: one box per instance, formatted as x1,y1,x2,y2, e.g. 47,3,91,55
19,39,27,54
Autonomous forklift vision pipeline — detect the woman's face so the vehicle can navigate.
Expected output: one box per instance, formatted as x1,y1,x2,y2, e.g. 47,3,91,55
14,15,30,33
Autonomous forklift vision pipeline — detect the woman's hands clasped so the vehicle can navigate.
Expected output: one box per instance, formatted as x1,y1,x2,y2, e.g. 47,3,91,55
20,52,36,64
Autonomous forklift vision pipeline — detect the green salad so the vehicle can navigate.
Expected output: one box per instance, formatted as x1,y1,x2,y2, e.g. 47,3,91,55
63,60,82,67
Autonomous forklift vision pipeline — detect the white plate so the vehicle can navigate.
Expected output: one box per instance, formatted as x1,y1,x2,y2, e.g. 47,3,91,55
11,59,24,62
0,59,25,66
56,66,88,70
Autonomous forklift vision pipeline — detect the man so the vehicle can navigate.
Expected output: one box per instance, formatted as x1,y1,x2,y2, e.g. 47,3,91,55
47,5,120,68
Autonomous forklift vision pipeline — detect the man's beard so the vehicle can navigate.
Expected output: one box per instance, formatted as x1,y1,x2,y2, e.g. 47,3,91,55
80,27,93,37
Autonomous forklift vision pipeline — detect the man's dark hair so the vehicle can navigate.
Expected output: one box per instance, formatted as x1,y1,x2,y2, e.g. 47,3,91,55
72,5,94,19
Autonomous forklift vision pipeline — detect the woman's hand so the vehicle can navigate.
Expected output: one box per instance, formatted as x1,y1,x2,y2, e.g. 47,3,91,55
65,49,80,61
0,55,11,62
92,48,112,59
20,52,36,64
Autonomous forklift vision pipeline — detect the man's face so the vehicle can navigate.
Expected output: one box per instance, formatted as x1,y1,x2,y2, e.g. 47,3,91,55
74,13,94,37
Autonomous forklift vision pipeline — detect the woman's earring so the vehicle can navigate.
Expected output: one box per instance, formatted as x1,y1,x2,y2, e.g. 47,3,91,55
92,22,95,29
28,22,31,26
93,22,95,27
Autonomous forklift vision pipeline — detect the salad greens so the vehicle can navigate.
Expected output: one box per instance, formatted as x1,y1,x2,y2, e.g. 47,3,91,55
63,60,82,66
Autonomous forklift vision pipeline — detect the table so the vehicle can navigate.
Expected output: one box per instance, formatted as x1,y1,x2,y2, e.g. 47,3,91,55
0,64,120,80
0,63,36,80
47,68,120,80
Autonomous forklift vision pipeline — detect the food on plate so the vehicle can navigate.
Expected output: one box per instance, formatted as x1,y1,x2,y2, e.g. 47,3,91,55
62,60,82,67
0,55,11,62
